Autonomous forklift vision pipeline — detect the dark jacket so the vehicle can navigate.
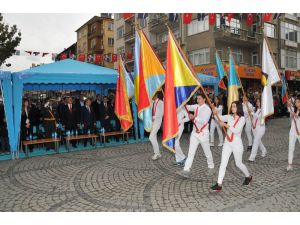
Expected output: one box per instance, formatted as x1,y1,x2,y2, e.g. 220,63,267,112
81,106,96,128
61,103,80,129
99,102,113,122
91,100,101,121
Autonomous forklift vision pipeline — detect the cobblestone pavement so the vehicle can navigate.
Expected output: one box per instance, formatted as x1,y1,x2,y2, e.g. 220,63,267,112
0,118,299,212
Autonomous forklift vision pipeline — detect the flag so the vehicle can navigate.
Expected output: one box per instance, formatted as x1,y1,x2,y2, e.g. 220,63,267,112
60,53,67,60
246,13,254,27
281,74,288,104
227,13,234,23
273,13,282,20
114,58,133,131
264,13,272,22
112,54,118,62
183,13,192,24
137,13,148,19
25,51,32,55
169,13,179,22
126,52,133,60
78,54,85,62
209,13,216,25
215,51,227,89
120,58,134,98
33,52,40,56
134,32,141,106
42,52,49,57
227,53,242,112
15,50,20,56
162,30,200,152
123,13,134,19
95,54,103,63
134,31,165,132
261,38,281,122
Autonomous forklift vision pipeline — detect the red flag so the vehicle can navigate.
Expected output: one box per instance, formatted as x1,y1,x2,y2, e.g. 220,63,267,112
114,58,133,131
209,13,216,25
246,13,254,27
42,52,49,57
112,54,118,62
227,13,234,23
94,54,103,63
126,52,133,60
25,51,32,55
123,13,134,19
60,53,67,60
78,54,85,62
263,13,272,22
183,13,192,24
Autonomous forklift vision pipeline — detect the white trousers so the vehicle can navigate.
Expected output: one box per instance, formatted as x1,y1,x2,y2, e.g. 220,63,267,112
217,139,250,184
175,123,186,162
184,131,214,171
149,117,162,155
249,126,267,161
210,119,223,144
288,132,300,164
244,118,253,146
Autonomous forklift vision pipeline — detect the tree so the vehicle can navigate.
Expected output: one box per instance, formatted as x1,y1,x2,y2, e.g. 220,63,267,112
0,13,21,66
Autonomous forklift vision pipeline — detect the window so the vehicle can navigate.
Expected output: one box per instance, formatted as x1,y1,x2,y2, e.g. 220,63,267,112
139,18,147,28
174,29,180,38
91,39,96,49
108,23,114,31
161,33,168,43
285,50,297,69
264,23,276,38
117,47,125,58
117,26,124,39
108,38,114,46
188,48,210,66
252,52,259,66
283,22,298,42
187,16,209,36
224,48,243,64
116,13,122,20
91,24,97,33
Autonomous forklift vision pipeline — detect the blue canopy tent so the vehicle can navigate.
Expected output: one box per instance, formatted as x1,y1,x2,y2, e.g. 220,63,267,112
197,73,219,96
12,59,138,155
0,71,15,158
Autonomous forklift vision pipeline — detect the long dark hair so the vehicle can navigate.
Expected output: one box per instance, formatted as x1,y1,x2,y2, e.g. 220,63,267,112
294,95,300,113
214,96,223,108
229,101,244,117
255,98,261,112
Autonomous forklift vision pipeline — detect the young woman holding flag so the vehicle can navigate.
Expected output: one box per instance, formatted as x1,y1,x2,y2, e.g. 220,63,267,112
242,95,254,151
211,101,252,192
286,95,300,171
248,98,267,162
210,96,224,147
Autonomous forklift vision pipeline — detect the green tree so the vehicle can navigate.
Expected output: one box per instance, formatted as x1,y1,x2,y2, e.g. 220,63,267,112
0,13,21,66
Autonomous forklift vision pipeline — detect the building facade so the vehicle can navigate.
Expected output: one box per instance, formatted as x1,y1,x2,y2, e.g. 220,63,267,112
76,15,115,69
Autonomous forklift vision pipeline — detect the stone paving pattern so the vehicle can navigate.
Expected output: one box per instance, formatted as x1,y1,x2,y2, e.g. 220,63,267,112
0,118,299,211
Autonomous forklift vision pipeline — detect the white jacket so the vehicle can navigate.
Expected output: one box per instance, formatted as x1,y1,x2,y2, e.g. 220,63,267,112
186,103,211,133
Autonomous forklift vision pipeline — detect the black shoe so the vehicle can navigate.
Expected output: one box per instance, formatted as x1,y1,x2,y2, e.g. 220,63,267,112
210,183,222,192
243,176,252,185
247,146,252,151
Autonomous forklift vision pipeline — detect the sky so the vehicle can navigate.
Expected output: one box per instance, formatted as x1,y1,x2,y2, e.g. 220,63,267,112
1,13,95,72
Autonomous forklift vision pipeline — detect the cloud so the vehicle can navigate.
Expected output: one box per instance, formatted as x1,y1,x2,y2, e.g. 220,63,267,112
1,13,95,72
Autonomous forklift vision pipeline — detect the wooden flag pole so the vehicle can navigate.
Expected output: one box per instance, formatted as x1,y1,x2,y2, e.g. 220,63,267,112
166,25,228,135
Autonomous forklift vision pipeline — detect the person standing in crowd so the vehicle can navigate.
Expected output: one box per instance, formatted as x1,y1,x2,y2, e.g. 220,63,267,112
248,98,267,162
92,94,102,125
41,98,57,151
174,107,190,166
242,95,254,151
286,95,300,171
21,99,33,152
177,93,214,178
56,97,65,124
210,96,224,147
211,101,252,192
81,98,96,147
149,91,164,160
100,96,113,142
62,96,80,148
0,104,9,153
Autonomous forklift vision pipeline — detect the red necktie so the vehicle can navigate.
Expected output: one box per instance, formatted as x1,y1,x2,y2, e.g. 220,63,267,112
69,104,72,113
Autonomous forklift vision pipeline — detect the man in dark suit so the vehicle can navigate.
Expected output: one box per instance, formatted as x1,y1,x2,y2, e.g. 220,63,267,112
81,98,96,147
91,94,102,123
62,96,80,147
100,96,113,142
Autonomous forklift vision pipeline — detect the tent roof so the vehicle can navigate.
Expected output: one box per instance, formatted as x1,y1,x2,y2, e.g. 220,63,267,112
0,71,11,79
13,59,117,84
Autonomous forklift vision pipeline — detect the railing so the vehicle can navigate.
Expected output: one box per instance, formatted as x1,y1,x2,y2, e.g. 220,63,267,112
124,30,135,41
88,29,104,38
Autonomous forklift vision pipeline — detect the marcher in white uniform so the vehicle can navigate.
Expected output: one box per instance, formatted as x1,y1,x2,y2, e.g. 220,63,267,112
177,94,214,178
174,107,190,166
248,98,267,161
210,96,224,147
150,92,164,160
286,95,300,171
211,101,252,192
242,96,254,151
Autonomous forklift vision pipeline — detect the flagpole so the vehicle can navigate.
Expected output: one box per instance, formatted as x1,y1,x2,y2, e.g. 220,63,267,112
166,25,227,135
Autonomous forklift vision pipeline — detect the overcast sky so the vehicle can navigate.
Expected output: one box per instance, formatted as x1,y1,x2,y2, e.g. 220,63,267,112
1,13,95,72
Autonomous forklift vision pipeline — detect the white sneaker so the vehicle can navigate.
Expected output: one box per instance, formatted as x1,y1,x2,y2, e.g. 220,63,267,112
286,164,293,171
261,152,267,158
209,143,214,147
152,154,161,161
218,143,223,147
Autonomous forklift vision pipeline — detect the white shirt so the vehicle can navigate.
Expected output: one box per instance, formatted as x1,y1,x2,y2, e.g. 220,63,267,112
213,105,223,120
289,107,300,135
251,108,265,129
186,103,211,133
177,108,190,125
152,99,164,120
243,102,254,120
219,115,246,141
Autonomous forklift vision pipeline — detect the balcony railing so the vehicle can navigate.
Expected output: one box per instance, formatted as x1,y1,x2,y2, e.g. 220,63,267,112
124,30,135,41
88,29,104,38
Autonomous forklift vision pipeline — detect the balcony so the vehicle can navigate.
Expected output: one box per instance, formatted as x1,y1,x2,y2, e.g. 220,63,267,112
88,45,104,53
214,25,262,47
88,29,104,39
124,30,135,43
148,14,179,33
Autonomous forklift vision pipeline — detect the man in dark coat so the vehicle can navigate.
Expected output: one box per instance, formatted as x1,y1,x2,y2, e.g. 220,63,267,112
62,96,80,147
91,94,102,124
81,98,96,147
